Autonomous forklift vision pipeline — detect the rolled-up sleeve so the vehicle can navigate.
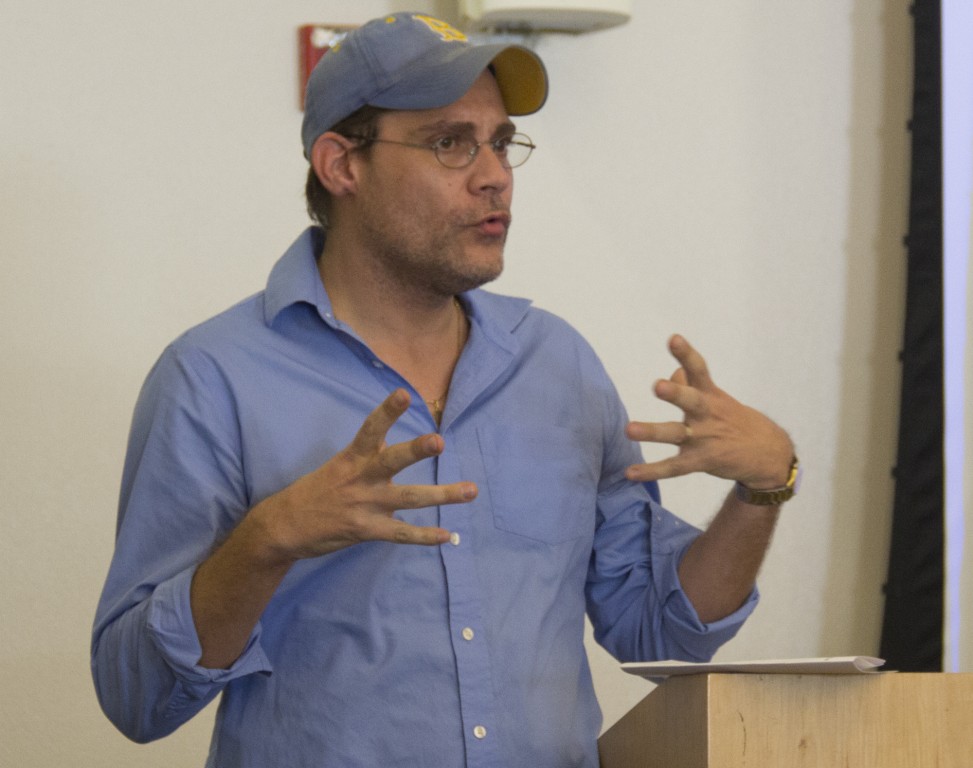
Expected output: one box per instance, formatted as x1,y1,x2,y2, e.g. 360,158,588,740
91,342,271,742
92,564,272,742
586,487,757,663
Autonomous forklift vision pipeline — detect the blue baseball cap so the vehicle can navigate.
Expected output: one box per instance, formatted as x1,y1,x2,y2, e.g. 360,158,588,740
301,13,548,158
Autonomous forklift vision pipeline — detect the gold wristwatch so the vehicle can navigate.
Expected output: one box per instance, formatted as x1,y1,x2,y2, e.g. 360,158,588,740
734,456,801,506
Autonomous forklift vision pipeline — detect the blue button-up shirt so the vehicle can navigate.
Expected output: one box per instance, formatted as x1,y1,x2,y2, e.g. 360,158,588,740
92,228,755,767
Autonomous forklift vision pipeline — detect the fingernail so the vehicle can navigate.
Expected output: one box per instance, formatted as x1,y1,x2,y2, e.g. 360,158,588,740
462,483,478,500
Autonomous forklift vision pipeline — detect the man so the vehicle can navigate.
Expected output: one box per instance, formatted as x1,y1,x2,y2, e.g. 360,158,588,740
92,12,797,768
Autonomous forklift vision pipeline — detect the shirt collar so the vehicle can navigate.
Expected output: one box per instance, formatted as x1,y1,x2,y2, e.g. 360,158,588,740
462,288,532,353
263,227,334,327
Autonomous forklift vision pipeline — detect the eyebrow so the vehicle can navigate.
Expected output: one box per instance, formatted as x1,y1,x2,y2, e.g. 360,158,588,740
410,120,518,140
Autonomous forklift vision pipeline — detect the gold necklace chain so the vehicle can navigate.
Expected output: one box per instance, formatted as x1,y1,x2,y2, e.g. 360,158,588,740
426,298,465,423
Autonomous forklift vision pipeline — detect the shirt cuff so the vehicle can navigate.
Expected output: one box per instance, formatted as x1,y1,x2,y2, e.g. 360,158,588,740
147,565,273,683
656,541,759,658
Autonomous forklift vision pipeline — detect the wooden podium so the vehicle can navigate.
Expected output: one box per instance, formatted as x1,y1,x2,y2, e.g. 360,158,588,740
597,672,973,768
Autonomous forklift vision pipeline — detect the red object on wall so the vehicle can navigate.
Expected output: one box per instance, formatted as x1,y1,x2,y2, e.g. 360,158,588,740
298,24,357,109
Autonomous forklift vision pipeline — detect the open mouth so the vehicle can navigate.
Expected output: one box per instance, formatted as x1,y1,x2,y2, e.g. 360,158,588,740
476,211,511,237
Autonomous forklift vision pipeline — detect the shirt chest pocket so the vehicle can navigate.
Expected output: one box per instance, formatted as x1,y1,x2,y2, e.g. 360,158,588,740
476,426,599,545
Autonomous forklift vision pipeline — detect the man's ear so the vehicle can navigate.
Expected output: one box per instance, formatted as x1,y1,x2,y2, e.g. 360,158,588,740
310,132,360,198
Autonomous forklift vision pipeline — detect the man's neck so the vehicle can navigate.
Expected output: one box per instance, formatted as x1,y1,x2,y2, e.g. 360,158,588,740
317,235,469,419
318,235,458,343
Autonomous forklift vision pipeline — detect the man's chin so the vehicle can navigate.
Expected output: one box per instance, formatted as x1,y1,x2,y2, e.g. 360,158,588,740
444,246,504,293
445,263,503,295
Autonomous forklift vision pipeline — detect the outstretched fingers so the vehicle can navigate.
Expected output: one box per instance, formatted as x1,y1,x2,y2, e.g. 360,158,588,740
626,420,692,446
346,389,412,460
388,520,453,546
625,456,689,483
343,387,480,517
652,336,722,422
667,335,714,391
346,391,450,481
368,433,445,481
363,478,477,549
388,479,478,511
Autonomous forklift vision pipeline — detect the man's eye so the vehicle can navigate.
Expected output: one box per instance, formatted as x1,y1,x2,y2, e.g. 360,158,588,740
433,136,461,152
493,136,513,151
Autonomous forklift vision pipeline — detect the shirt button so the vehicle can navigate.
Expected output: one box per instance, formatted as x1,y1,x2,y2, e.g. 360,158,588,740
449,532,461,546
473,725,487,739
462,627,474,641
371,360,383,368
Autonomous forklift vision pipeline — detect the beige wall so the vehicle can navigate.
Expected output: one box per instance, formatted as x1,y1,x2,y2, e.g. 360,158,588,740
0,0,913,764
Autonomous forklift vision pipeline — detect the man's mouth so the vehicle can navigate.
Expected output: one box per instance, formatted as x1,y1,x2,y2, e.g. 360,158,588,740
474,211,511,238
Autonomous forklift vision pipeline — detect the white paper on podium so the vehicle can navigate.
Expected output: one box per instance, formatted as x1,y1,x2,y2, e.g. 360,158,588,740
621,656,886,679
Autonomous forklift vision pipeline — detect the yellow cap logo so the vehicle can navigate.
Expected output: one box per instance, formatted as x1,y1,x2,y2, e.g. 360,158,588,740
413,14,468,43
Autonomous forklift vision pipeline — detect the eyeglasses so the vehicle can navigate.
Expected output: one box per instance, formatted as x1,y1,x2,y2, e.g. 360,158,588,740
345,132,536,169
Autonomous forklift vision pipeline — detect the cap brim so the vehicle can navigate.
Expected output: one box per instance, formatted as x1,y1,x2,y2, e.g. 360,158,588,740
367,43,548,117
490,46,548,116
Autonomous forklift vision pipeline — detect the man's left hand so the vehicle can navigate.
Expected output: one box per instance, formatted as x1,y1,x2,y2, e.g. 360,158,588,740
624,335,794,489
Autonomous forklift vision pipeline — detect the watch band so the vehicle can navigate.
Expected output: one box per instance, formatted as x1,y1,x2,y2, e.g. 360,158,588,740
734,456,801,506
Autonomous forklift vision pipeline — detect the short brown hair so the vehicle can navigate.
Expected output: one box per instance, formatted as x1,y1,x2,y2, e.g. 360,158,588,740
305,105,390,229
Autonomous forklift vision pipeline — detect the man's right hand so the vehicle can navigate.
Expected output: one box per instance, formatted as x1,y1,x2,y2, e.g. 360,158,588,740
249,388,476,564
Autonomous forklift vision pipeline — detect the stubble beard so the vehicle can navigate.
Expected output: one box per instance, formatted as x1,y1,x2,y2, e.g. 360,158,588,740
360,216,507,301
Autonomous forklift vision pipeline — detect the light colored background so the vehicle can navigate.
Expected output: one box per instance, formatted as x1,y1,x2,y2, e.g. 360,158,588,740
0,0,927,764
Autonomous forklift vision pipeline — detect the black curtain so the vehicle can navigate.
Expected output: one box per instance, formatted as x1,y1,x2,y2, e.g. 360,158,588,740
879,0,944,671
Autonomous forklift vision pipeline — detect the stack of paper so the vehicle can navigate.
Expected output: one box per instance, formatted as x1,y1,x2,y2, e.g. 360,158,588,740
621,656,886,679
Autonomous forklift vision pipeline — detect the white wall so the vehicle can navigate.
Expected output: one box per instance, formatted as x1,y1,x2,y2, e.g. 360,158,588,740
0,0,912,764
